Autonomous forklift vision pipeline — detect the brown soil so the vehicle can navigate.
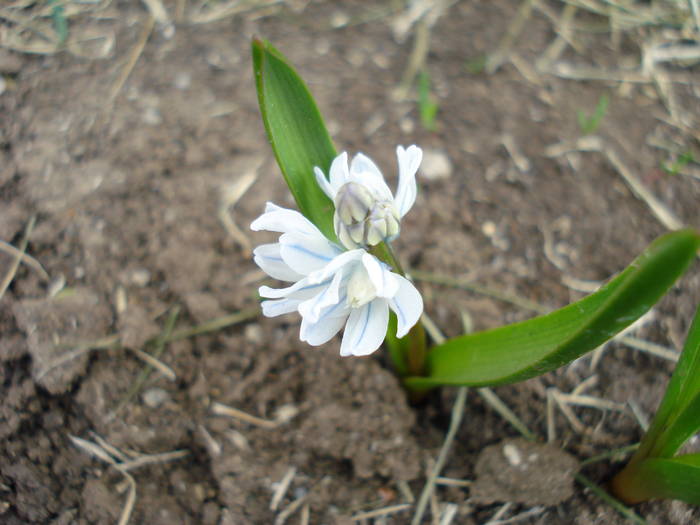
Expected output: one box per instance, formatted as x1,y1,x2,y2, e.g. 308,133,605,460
1,1,699,524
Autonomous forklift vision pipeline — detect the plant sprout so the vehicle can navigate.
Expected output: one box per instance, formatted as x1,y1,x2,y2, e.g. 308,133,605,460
578,93,609,135
610,301,700,505
250,38,700,507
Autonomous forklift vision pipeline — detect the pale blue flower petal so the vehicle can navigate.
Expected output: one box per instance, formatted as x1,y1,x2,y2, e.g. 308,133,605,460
300,310,348,346
280,232,342,275
328,151,350,193
314,166,336,200
388,275,423,338
261,298,303,317
253,243,304,282
306,249,364,285
251,202,323,237
259,277,330,300
349,153,393,202
362,252,399,298
340,298,389,356
298,270,344,323
394,145,421,218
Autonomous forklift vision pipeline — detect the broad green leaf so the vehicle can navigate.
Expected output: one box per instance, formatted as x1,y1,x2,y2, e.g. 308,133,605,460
406,229,700,389
635,301,700,459
252,39,337,241
653,392,700,458
616,455,700,505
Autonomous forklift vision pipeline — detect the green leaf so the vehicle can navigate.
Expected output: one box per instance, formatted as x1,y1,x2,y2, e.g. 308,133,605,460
49,0,68,45
635,300,700,459
252,39,337,241
578,93,609,135
654,392,700,458
405,229,700,389
618,455,700,505
418,71,438,132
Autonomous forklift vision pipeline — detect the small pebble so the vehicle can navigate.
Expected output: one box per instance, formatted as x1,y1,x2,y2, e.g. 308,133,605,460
399,117,415,134
142,387,169,408
314,38,331,55
226,430,250,451
174,72,191,90
330,11,349,28
142,106,162,125
274,404,299,423
244,324,263,344
503,443,522,467
47,274,66,298
482,221,497,237
421,149,453,180
130,268,151,287
114,285,127,314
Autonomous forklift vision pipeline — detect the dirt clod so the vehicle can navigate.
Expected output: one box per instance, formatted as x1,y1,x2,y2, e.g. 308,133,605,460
12,288,112,394
471,437,579,505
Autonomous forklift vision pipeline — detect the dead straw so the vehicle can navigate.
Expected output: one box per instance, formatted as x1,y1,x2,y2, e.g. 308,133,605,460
0,216,36,302
107,15,154,104
70,433,189,525
0,239,49,281
107,306,180,420
352,503,412,522
574,472,647,524
411,386,468,525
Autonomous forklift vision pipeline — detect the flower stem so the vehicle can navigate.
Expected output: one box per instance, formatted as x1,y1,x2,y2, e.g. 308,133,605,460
406,321,427,377
370,242,428,379
609,461,654,504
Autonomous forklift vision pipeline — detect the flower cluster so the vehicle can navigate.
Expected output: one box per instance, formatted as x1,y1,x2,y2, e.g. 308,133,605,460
251,146,423,356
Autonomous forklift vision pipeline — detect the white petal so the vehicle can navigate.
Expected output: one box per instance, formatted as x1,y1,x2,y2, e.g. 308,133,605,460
362,253,399,298
340,299,389,356
300,311,347,346
280,233,342,275
261,298,303,317
394,145,422,218
388,275,423,338
251,202,322,237
314,166,336,200
349,153,393,201
253,243,304,282
259,277,330,300
306,249,364,284
328,151,350,192
298,270,344,323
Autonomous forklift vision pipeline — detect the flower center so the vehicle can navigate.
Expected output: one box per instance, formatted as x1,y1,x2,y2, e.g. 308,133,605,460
346,266,376,308
334,182,400,250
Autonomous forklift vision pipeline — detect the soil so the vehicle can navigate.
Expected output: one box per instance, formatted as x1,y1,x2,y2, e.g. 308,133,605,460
1,1,700,524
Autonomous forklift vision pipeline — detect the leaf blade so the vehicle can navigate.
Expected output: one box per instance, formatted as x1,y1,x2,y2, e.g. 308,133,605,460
406,229,700,388
252,39,337,241
638,300,700,458
623,455,700,505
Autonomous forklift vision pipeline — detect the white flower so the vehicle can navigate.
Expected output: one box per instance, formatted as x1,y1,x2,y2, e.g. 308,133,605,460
251,202,423,356
314,145,422,250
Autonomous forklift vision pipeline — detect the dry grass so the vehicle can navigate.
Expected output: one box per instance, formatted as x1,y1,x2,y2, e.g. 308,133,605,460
70,433,189,525
0,216,36,302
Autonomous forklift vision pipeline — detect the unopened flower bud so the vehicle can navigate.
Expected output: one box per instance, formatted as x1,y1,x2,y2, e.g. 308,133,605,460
334,182,374,224
334,182,401,249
